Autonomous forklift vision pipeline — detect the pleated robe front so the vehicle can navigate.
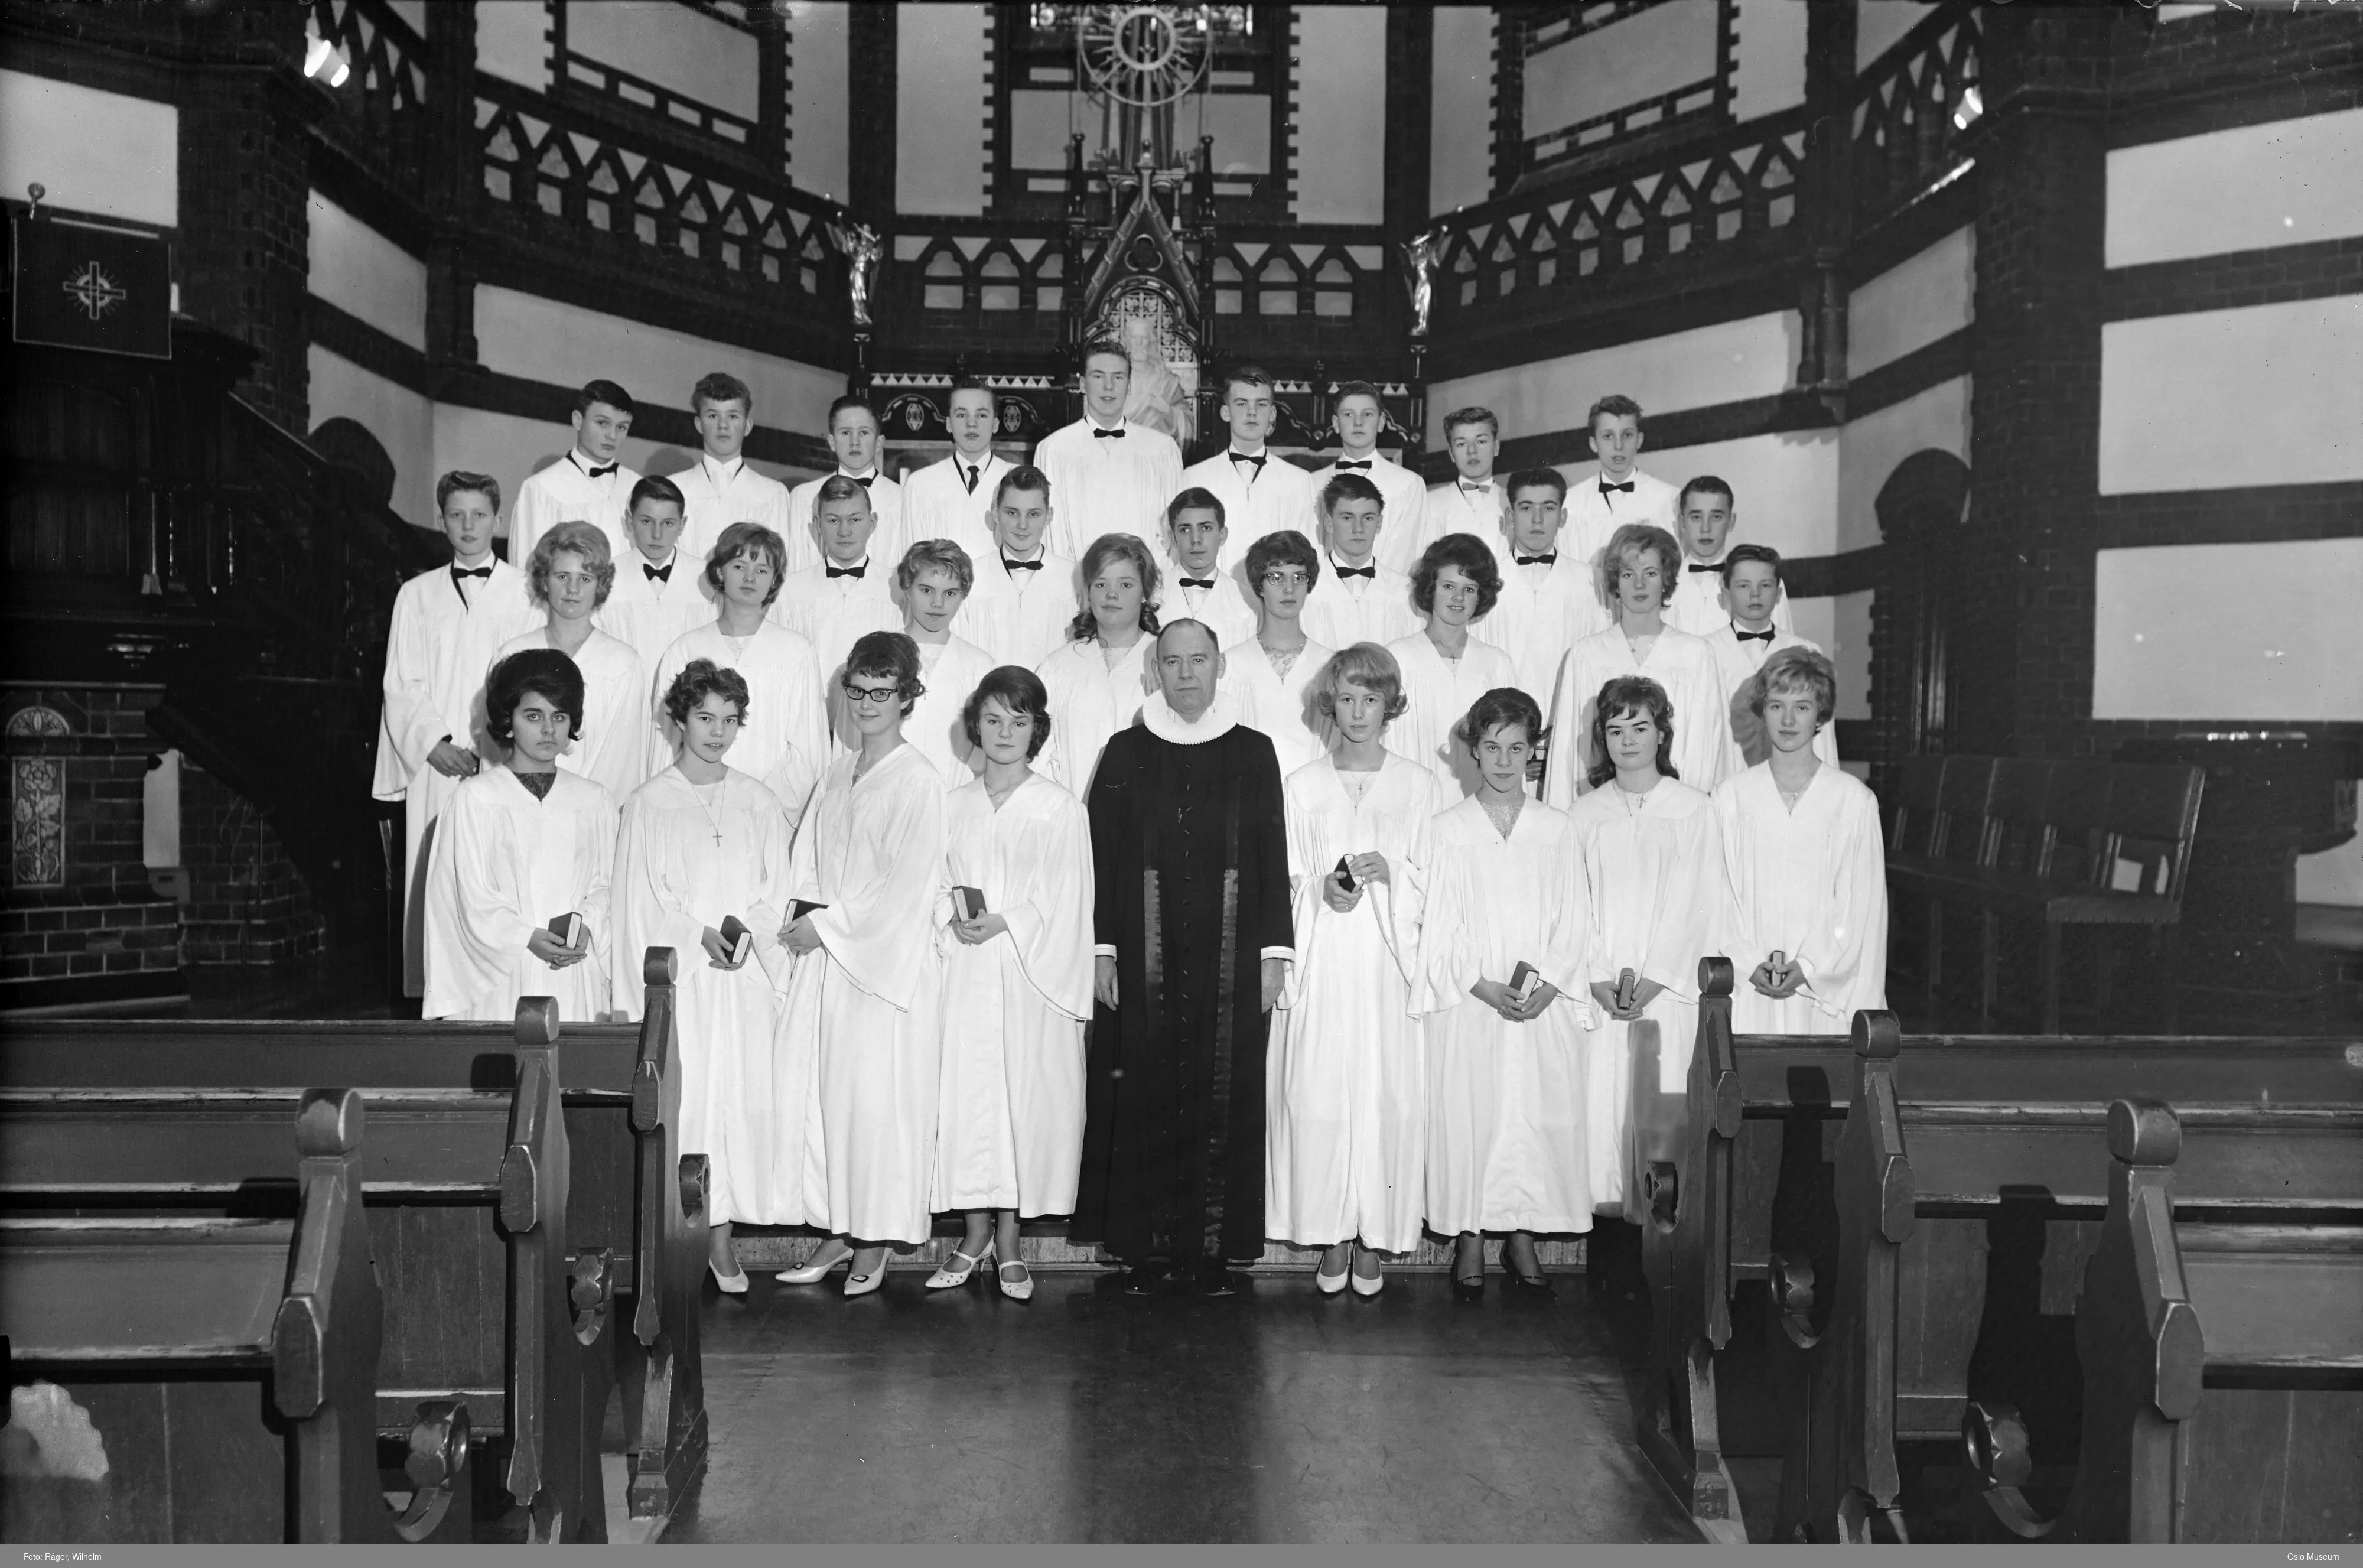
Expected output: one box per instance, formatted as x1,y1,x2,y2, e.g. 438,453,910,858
1034,633,1153,795
1414,795,1599,1235
491,624,653,805
933,773,1095,1216
1712,763,1889,1035
1565,778,1726,1214
1223,635,1338,779
610,766,793,1227
775,744,949,1243
1266,753,1447,1253
421,766,616,1024
1385,632,1521,799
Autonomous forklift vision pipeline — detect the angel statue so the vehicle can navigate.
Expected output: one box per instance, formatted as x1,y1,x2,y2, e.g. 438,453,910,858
1400,226,1444,339
828,219,884,328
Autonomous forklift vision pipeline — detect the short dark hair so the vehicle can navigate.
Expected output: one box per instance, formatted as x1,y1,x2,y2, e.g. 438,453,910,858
437,470,502,515
994,464,1052,509
1245,528,1319,593
1588,393,1642,432
1601,522,1684,606
1680,474,1734,512
1411,533,1503,620
1721,542,1782,585
826,394,877,427
898,538,975,594
1316,642,1407,723
961,665,1053,759
1587,675,1678,789
629,473,686,514
692,372,751,414
1080,336,1130,372
1166,486,1228,531
1441,406,1499,441
576,380,634,417
487,648,587,745
815,473,871,512
1222,363,1275,398
1069,533,1161,643
705,521,788,605
845,630,925,716
662,657,750,728
1753,646,1837,726
1454,687,1543,757
1331,380,1383,410
1505,467,1567,505
1320,472,1384,515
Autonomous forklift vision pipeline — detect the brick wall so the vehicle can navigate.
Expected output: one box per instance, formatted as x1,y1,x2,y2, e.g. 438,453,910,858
178,758,326,967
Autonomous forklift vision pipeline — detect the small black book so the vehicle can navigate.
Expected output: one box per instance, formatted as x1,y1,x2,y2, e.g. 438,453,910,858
790,900,829,924
717,916,753,966
547,911,584,950
1333,855,1356,893
951,886,988,921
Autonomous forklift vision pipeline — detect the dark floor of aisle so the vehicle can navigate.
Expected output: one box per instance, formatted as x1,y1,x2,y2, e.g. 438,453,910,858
662,1264,1701,1546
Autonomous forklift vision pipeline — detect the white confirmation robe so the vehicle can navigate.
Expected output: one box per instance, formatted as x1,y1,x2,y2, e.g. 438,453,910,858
1712,763,1888,1035
961,552,1079,670
610,765,794,1228
900,451,1012,567
1542,626,1736,806
1414,795,1599,1236
1701,625,1840,770
1385,632,1520,799
1478,552,1609,721
774,744,949,1243
1225,636,1337,779
934,772,1095,1216
903,635,998,782
422,767,616,1026
1033,635,1154,796
491,625,653,806
650,620,829,829
1267,754,1449,1253
1300,561,1419,653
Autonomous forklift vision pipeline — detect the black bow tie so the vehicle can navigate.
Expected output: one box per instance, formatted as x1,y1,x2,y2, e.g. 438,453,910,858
1335,459,1372,471
1459,480,1491,496
1092,425,1125,440
1229,451,1265,471
1003,556,1043,572
1599,479,1635,495
826,562,866,580
1687,561,1722,573
1333,564,1375,580
1179,577,1215,590
1734,626,1775,643
643,561,673,583
1515,552,1557,567
845,473,874,489
961,463,981,493
585,462,618,479
451,565,492,581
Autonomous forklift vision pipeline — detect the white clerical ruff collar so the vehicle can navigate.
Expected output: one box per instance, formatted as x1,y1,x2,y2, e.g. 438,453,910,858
1141,691,1237,745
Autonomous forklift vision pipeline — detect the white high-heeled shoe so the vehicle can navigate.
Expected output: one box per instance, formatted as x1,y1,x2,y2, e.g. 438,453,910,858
708,1258,749,1294
843,1248,889,1297
775,1239,852,1286
1350,1261,1385,1298
996,1260,1035,1302
925,1240,994,1290
1314,1245,1351,1295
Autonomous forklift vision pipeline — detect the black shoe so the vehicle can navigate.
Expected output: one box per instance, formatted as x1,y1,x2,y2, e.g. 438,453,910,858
1196,1261,1237,1297
1502,1242,1555,1299
1121,1264,1166,1296
1451,1271,1485,1303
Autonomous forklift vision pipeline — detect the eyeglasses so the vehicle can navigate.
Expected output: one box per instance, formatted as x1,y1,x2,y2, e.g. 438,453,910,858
1261,570,1311,590
841,681,901,705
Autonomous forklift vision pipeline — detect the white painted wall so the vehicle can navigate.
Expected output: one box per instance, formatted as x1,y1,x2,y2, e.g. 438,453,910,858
1847,225,1973,379
2098,296,2363,494
567,0,759,121
789,0,850,203
306,192,426,351
2091,538,2363,722
0,70,177,227
2296,837,2363,908
2106,108,2363,269
1191,92,1272,175
308,346,437,525
1731,0,1808,125
475,0,552,93
895,3,989,216
1429,6,1494,218
1428,310,1801,445
1522,1,1718,139
1835,376,1969,555
1557,425,1840,562
1856,1,1938,73
1291,5,1387,226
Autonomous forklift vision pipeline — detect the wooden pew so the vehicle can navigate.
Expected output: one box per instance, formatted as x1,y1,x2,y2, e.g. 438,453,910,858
0,1002,608,1542
0,1088,467,1543
0,949,707,1524
1965,1098,2363,1544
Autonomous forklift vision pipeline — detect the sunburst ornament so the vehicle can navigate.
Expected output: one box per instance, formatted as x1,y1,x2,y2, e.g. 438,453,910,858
1077,5,1211,108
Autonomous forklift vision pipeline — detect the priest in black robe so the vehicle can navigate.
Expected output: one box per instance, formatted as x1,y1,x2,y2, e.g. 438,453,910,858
1073,618,1294,1296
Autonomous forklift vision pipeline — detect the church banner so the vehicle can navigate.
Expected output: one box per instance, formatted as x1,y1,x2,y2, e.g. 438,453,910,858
11,216,172,360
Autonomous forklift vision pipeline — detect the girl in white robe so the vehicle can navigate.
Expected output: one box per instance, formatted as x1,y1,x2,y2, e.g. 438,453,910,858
1225,528,1336,776
1386,533,1518,798
1415,687,1598,1299
1268,643,1449,1296
490,519,653,805
424,649,616,1024
611,659,795,1293
1712,648,1889,1035
1566,674,1728,1216
773,632,950,1298
891,539,998,782
1034,533,1159,795
927,666,1095,1302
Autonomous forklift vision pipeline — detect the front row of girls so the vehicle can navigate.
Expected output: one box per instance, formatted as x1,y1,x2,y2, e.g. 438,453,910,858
425,619,1884,1305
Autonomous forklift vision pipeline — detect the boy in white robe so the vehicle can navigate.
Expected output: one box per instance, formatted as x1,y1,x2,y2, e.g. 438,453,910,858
1386,534,1519,798
900,379,1013,566
1268,643,1450,1295
1713,648,1887,1035
1567,675,1728,1215
598,476,714,679
492,521,651,804
373,470,542,998
424,648,615,1024
1162,488,1259,650
672,371,793,568
893,538,996,779
1420,406,1509,562
772,475,903,723
1664,477,1796,639
1543,522,1736,805
1034,533,1158,796
613,659,796,1291
1477,469,1610,720
1175,364,1318,583
1301,473,1420,653
1415,687,1598,1299
510,379,640,565
1701,544,1837,769
959,465,1078,670
786,396,904,573
1226,529,1337,777
651,522,829,831
929,666,1095,1301
1031,336,1185,561
773,632,949,1297
1304,380,1427,577
1560,394,1678,591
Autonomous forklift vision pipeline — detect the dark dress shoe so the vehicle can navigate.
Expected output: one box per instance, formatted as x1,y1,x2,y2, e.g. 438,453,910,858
1195,1261,1237,1297
1121,1265,1166,1296
1507,1268,1557,1300
1451,1271,1485,1303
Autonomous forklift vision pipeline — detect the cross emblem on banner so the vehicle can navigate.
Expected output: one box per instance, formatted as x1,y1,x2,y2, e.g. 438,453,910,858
62,260,128,322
